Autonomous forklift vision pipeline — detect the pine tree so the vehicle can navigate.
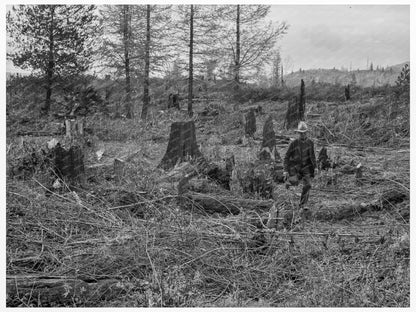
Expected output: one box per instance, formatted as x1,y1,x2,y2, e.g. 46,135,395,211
216,5,288,83
7,5,97,115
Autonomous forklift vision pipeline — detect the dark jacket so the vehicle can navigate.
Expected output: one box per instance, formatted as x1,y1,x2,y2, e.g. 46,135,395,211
284,138,317,178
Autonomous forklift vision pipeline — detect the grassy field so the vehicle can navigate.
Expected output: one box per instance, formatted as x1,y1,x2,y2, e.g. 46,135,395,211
6,80,410,307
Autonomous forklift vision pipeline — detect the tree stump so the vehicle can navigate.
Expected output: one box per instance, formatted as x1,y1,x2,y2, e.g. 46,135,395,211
245,108,256,137
168,93,180,109
318,146,331,170
54,143,85,184
114,158,126,182
345,84,351,101
285,97,299,129
159,121,202,170
299,79,306,121
65,118,84,140
262,115,276,150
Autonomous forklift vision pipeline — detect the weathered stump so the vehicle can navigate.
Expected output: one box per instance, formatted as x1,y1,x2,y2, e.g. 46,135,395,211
285,97,299,129
159,121,202,170
65,118,84,140
345,84,351,101
318,146,331,170
54,144,85,184
299,79,306,121
245,108,256,137
168,93,180,109
114,158,126,182
262,115,276,150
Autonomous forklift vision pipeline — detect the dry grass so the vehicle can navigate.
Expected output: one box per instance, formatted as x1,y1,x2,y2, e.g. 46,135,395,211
6,97,409,307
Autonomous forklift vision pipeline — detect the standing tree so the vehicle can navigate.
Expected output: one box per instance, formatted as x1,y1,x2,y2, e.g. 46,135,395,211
141,5,151,120
188,4,194,117
122,5,133,118
7,5,97,115
216,5,288,84
175,5,222,117
271,50,281,87
100,5,174,119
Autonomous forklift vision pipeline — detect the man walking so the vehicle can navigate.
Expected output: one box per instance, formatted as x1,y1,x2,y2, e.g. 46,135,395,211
283,121,318,209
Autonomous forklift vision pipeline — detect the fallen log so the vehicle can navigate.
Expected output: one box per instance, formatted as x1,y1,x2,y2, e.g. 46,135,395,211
16,130,64,137
6,275,126,307
182,192,273,215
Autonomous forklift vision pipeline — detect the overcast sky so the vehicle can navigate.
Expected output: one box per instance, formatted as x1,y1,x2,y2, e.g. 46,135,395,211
270,5,410,71
5,4,410,73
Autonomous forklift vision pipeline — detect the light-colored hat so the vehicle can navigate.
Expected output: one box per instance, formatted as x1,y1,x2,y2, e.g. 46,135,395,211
295,121,308,133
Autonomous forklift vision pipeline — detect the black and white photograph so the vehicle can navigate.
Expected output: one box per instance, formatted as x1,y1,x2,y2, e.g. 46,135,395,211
5,2,411,308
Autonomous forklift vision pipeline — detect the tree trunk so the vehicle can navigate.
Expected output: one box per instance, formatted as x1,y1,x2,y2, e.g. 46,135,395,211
141,5,151,120
159,121,202,170
41,6,55,115
123,5,133,119
188,5,194,117
299,79,305,121
234,4,240,85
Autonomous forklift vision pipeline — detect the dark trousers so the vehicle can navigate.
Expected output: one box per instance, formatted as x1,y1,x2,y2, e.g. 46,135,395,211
299,168,312,207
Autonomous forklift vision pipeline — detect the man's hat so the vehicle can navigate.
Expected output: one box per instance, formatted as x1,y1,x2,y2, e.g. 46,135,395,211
295,121,308,132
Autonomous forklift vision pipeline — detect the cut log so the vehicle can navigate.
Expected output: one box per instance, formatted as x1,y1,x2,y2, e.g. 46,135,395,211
245,109,256,137
183,192,273,215
159,121,202,170
6,275,125,307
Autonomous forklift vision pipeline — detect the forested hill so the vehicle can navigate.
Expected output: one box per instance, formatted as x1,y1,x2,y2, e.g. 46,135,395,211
283,62,409,88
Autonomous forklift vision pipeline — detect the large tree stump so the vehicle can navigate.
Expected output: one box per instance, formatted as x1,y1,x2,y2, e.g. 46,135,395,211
159,121,202,170
245,108,256,137
54,144,85,184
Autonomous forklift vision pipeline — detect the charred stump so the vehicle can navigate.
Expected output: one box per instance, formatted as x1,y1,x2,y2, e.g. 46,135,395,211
318,146,331,170
345,84,351,101
159,121,202,170
53,144,85,184
168,93,180,110
285,97,299,129
299,79,306,121
245,108,256,137
262,115,276,150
